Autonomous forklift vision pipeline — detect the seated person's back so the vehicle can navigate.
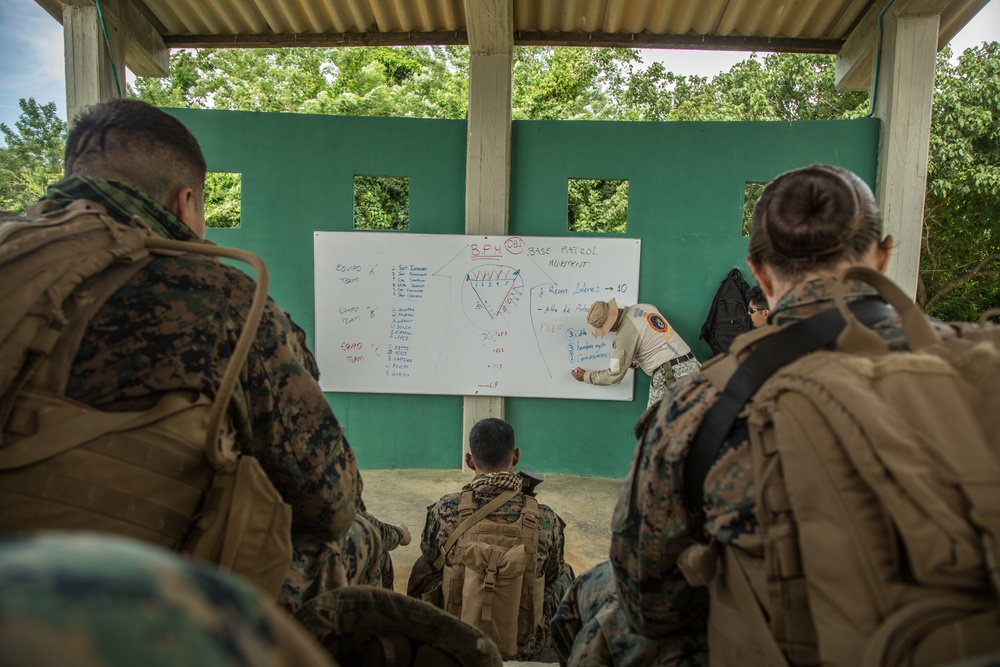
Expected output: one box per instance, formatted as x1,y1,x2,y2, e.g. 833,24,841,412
407,418,574,661
0,99,361,612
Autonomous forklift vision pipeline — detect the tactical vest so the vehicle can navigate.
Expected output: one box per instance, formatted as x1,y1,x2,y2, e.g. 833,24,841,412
0,200,292,598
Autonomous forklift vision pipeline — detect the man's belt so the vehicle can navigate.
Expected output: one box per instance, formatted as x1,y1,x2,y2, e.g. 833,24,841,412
668,352,695,367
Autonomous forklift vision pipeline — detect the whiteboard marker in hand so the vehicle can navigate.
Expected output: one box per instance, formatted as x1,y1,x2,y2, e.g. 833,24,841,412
571,367,585,382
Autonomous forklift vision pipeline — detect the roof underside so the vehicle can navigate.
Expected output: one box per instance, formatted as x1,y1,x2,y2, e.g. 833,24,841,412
37,0,987,54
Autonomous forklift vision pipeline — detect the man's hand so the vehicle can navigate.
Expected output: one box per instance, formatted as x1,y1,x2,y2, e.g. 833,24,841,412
571,367,585,382
396,523,412,546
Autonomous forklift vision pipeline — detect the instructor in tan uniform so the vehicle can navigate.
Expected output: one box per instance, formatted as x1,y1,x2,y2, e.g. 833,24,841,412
571,298,700,407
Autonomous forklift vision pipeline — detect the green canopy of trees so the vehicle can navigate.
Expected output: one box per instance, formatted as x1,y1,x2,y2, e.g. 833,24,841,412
1,43,996,319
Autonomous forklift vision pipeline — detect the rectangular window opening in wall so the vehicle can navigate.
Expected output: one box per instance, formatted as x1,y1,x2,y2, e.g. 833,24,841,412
205,172,241,229
743,182,766,237
568,178,628,234
354,175,409,230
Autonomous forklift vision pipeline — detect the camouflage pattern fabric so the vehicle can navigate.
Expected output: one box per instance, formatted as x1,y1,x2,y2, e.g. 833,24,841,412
552,561,707,666
360,509,406,590
297,585,505,667
647,358,701,408
409,471,573,661
0,532,336,667
559,277,955,663
38,177,362,614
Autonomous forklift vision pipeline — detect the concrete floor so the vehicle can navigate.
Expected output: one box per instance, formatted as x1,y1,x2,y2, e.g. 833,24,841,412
359,468,623,596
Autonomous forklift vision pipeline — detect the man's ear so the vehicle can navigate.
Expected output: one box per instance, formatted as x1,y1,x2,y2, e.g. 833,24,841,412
510,448,520,469
168,186,205,239
464,452,476,471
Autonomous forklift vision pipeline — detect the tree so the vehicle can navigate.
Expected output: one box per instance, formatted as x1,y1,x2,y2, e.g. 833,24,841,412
919,43,1000,320
0,98,66,214
132,46,470,119
4,44,997,318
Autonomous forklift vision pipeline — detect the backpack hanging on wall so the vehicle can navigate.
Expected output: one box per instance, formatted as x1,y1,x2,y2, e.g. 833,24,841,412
699,267,753,357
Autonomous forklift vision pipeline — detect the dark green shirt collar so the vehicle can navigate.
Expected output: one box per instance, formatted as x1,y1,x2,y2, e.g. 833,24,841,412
41,176,199,242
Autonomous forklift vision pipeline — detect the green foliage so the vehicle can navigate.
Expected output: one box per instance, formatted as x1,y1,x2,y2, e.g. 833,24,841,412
919,43,1000,320
132,47,470,119
205,172,241,228
742,183,766,236
354,175,409,230
512,47,639,120
568,179,628,233
2,42,996,319
710,54,869,120
0,98,66,214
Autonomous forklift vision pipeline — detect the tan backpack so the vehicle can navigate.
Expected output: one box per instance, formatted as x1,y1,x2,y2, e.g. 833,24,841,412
682,266,1000,667
433,488,544,657
0,199,292,599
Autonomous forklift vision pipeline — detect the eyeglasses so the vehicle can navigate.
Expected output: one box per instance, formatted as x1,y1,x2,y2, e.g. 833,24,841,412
748,307,767,314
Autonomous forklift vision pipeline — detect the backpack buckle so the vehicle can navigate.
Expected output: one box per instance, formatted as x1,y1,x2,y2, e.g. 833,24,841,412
483,568,497,592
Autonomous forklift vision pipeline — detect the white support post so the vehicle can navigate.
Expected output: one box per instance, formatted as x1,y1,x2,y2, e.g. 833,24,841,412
63,3,125,125
873,13,939,300
461,0,513,467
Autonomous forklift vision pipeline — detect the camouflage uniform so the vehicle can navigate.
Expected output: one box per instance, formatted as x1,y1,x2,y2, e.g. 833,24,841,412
0,531,336,667
37,177,363,615
553,277,954,665
408,471,574,661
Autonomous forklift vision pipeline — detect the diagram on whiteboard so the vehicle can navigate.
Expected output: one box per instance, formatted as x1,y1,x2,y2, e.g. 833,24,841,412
314,232,641,401
462,265,524,331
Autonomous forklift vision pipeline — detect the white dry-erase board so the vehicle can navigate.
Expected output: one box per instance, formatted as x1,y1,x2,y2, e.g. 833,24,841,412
314,233,641,400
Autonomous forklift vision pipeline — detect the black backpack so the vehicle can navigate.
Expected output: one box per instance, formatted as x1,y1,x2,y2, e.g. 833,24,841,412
699,267,753,357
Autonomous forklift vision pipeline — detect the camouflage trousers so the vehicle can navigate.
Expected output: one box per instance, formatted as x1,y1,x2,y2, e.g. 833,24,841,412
279,512,391,614
649,358,702,408
551,561,707,666
406,554,576,662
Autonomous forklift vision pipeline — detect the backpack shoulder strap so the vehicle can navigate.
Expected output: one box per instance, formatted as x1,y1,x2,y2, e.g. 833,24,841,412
0,206,271,470
684,297,897,520
518,495,542,577
433,488,518,570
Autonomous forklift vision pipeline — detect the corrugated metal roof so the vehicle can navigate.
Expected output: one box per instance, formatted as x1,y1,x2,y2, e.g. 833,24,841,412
107,0,980,52
33,0,989,84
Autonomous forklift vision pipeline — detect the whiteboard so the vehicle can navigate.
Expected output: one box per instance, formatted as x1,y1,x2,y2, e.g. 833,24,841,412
314,233,641,400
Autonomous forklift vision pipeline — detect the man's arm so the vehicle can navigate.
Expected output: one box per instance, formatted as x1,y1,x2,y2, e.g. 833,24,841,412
540,509,570,620
236,287,361,542
608,375,716,637
584,322,639,385
419,501,446,565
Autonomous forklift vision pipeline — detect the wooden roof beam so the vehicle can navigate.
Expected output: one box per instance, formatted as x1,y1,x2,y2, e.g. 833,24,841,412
164,30,843,54
35,0,169,77
835,0,952,91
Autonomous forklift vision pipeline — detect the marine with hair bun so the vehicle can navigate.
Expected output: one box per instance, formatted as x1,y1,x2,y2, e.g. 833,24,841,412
551,164,956,665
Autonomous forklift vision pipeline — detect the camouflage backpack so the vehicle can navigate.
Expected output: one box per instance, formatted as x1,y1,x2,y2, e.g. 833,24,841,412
0,199,292,598
683,266,1000,666
432,488,544,658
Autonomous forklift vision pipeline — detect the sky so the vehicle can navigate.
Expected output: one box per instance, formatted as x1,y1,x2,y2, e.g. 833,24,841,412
0,0,997,135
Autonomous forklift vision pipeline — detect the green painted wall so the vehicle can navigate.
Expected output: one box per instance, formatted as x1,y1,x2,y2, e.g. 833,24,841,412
168,108,878,478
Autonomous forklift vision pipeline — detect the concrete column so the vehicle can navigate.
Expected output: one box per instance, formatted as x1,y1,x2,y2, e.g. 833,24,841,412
461,0,513,466
873,14,939,299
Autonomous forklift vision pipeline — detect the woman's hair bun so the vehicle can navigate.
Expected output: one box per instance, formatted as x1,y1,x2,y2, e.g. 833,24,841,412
761,166,865,260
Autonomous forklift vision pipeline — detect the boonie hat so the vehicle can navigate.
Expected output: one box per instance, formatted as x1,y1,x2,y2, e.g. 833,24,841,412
587,298,619,336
